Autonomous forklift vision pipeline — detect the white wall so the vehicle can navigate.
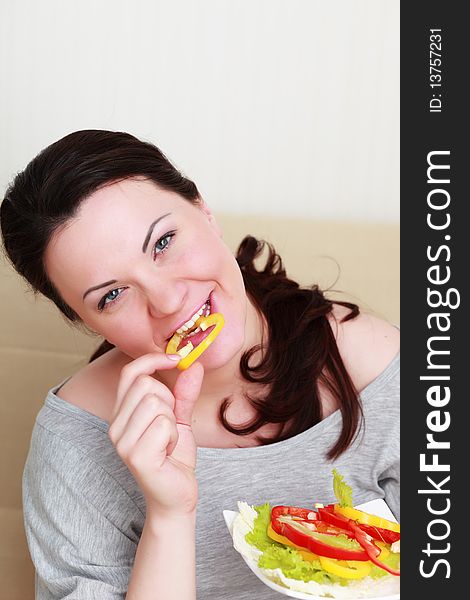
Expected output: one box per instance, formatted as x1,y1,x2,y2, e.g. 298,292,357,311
0,0,399,222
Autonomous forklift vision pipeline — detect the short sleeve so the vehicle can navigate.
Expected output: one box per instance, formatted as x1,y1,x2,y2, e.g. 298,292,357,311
23,423,144,599
379,459,400,522
360,352,400,522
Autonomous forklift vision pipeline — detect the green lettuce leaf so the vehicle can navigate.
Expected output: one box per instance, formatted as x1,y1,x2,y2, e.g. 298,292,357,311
332,469,353,508
245,503,281,552
258,544,343,585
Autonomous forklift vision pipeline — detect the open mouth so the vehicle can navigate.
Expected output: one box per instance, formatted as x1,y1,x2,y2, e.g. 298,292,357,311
164,293,226,368
176,299,216,355
173,297,211,339
166,296,217,356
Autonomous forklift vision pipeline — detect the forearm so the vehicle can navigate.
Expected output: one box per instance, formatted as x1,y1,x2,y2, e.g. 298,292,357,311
126,511,196,600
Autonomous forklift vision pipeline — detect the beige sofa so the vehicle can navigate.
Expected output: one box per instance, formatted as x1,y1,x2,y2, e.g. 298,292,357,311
0,214,399,599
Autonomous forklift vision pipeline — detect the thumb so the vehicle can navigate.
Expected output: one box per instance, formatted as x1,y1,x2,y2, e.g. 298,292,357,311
173,362,204,426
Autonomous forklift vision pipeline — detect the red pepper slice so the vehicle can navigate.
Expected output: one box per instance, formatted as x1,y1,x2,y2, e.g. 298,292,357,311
278,520,369,561
358,523,400,545
349,521,400,576
317,505,400,576
317,506,355,533
272,506,318,519
271,506,352,537
271,507,369,561
271,506,318,535
318,506,400,544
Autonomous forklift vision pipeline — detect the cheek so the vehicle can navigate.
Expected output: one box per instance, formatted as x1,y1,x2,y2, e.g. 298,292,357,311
93,315,158,358
180,234,224,275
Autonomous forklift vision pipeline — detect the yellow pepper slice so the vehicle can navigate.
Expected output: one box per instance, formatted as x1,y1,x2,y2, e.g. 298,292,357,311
165,313,225,371
267,524,319,562
375,541,390,561
334,506,400,534
318,556,372,580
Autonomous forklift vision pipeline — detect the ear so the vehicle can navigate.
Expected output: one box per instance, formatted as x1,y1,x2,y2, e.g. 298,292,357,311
198,198,223,237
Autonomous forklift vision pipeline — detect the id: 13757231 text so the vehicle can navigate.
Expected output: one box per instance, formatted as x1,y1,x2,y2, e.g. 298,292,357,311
429,28,442,113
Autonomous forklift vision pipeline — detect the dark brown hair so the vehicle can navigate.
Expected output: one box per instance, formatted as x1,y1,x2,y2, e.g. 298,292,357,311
1,130,200,322
227,236,361,459
1,129,362,459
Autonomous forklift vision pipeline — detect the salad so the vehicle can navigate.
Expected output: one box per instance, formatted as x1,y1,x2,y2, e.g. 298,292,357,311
230,471,400,598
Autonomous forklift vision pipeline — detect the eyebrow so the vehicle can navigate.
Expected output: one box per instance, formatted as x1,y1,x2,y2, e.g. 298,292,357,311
82,213,172,301
141,213,172,253
83,280,118,300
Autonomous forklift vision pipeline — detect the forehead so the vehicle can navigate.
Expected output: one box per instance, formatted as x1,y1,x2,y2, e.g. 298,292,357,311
44,178,191,294
52,178,192,245
77,178,187,221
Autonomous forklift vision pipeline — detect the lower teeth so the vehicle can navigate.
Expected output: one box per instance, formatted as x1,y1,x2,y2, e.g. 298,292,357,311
175,299,211,339
187,326,201,338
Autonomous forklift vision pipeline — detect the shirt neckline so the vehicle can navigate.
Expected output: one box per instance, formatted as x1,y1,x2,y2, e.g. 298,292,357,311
44,350,400,457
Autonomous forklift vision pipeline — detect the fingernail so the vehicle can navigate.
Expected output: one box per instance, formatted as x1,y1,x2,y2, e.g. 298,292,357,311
167,354,181,361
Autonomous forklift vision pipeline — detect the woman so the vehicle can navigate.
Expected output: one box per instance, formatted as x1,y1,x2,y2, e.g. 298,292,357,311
1,130,399,599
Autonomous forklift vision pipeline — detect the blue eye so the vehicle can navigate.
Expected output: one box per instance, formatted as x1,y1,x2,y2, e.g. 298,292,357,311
98,287,126,311
97,231,176,312
153,231,175,259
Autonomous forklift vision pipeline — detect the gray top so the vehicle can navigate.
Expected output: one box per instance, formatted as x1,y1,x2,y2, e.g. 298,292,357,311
23,352,400,599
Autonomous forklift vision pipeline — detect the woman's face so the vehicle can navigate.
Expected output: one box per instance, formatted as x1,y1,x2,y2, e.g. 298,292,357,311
45,178,250,369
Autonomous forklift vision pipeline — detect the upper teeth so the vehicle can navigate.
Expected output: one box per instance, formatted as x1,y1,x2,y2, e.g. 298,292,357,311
175,300,210,335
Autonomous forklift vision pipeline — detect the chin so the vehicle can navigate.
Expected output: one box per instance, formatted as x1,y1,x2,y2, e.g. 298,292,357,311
198,325,245,370
117,343,164,361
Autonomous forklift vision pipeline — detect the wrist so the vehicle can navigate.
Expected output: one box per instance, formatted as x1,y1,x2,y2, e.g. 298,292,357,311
145,489,198,521
146,506,196,536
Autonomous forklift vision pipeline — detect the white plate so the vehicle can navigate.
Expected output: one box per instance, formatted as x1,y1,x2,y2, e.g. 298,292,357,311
223,499,400,600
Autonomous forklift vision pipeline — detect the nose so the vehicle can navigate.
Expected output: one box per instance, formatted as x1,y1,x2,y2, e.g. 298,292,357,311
145,277,188,320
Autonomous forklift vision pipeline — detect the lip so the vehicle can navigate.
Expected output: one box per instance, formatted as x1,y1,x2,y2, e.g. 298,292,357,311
165,292,213,342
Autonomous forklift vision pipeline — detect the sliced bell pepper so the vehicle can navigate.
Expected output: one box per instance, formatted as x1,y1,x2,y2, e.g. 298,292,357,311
273,516,369,561
317,506,355,533
271,506,354,539
318,557,372,580
317,506,400,544
356,523,400,545
334,505,400,534
165,313,224,370
267,524,319,562
271,506,318,535
317,505,400,576
375,541,390,560
344,518,400,576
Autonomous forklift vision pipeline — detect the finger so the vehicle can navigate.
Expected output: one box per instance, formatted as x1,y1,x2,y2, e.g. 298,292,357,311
113,352,179,421
173,361,204,426
127,414,178,473
112,394,177,457
110,376,175,441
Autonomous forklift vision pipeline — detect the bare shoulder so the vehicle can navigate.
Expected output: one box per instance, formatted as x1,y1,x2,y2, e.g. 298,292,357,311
329,304,400,393
57,347,133,422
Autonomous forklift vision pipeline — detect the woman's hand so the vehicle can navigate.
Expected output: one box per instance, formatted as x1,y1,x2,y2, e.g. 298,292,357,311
108,353,204,517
